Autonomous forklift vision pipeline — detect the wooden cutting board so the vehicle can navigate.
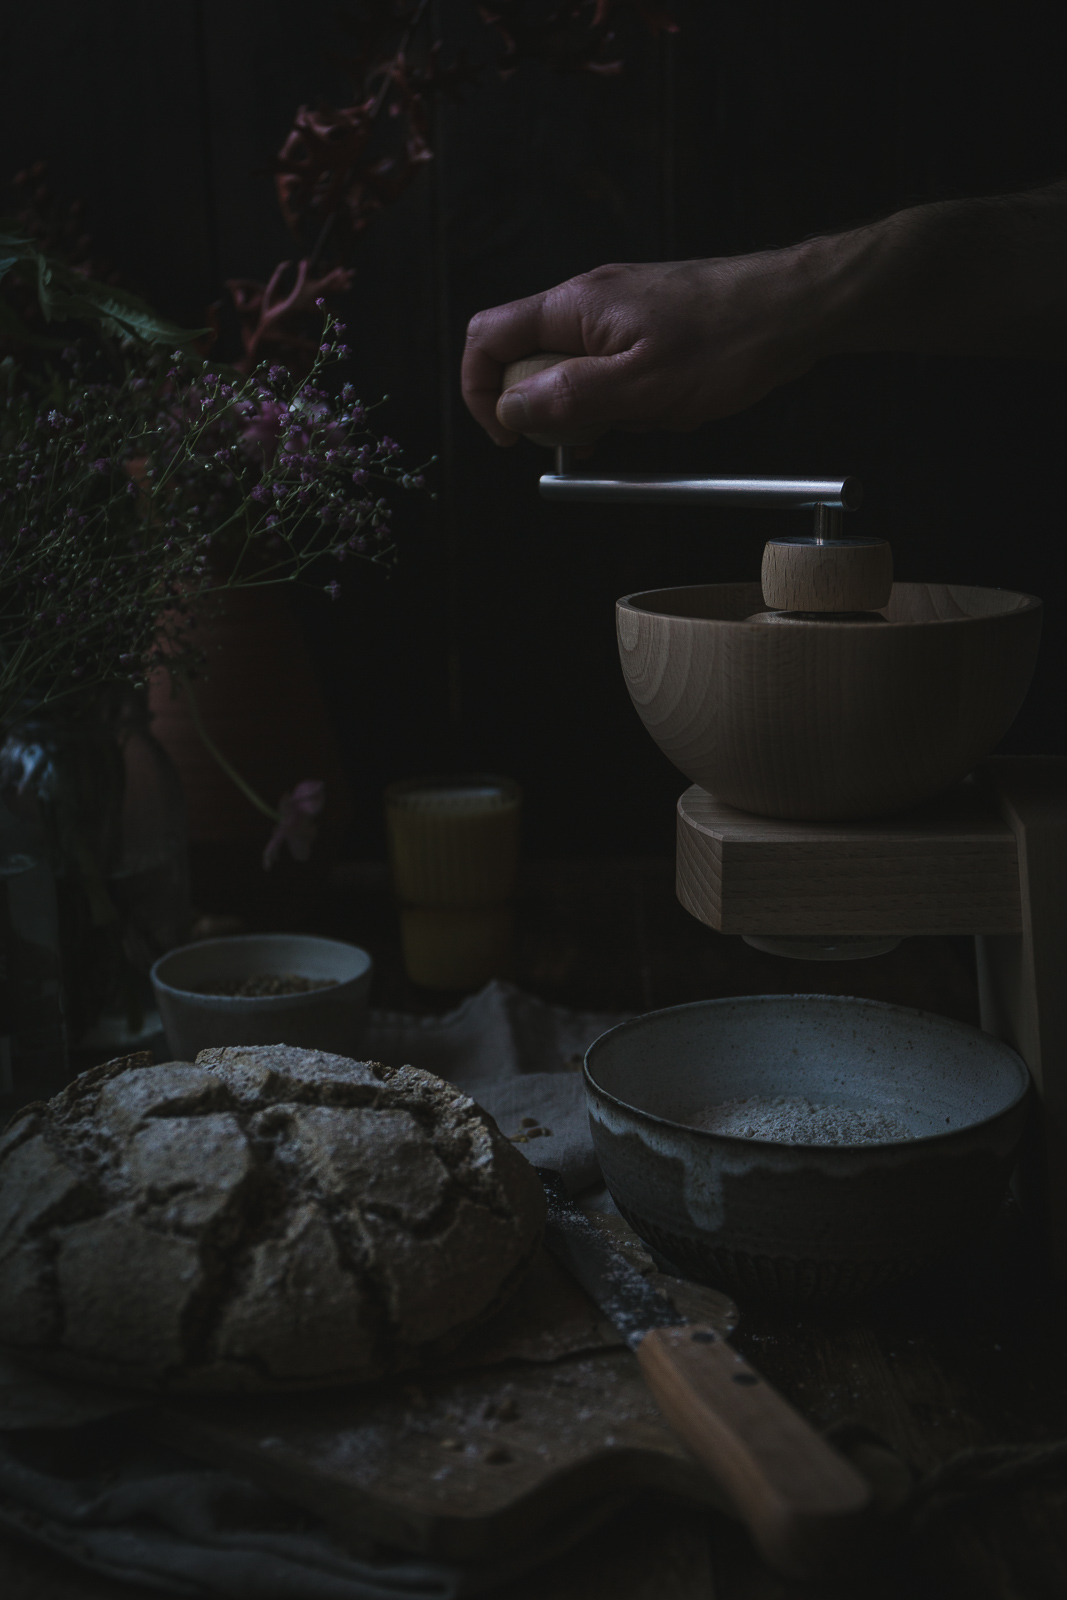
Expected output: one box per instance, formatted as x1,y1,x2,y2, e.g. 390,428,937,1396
138,1220,739,1562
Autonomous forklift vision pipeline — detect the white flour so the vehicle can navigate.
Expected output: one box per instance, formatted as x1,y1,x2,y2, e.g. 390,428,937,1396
686,1094,912,1146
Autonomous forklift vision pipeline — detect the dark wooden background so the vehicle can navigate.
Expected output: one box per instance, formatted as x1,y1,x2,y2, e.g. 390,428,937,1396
4,1,1067,859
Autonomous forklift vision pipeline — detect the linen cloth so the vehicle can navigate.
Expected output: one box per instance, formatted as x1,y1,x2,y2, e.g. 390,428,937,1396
0,982,629,1598
365,979,627,1193
0,1425,632,1598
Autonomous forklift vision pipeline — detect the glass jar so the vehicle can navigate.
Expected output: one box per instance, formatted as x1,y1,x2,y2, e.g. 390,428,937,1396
384,774,522,990
0,686,190,1063
0,790,68,1117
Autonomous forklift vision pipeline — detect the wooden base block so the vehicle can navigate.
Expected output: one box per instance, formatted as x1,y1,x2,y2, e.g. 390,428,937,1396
676,783,1021,937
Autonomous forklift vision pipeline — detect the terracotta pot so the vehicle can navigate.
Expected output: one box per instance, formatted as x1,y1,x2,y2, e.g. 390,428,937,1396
148,588,350,844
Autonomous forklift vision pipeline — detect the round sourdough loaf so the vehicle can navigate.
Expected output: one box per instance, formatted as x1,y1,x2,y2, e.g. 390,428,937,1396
0,1045,545,1390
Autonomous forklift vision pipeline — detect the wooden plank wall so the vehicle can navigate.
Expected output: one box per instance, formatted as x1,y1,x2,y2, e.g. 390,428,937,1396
3,2,1066,857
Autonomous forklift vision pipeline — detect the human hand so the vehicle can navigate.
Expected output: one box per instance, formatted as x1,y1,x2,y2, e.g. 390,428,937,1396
461,246,837,446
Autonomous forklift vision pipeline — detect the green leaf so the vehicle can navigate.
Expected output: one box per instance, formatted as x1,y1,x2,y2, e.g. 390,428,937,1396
0,225,205,347
53,275,206,346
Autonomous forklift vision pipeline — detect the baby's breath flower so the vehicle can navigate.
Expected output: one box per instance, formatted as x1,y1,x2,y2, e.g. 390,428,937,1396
2,330,429,721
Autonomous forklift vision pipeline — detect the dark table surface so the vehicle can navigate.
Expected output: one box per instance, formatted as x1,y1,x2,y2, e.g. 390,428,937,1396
5,846,1067,1599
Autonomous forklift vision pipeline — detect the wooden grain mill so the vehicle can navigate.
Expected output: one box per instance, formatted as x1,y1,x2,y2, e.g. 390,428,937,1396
505,356,1067,1271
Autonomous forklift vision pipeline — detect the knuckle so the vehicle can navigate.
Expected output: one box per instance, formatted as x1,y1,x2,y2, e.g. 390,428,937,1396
465,308,494,341
583,262,625,286
575,264,627,306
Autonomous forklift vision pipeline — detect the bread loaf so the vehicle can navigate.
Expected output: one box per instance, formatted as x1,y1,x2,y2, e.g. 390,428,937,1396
0,1045,545,1390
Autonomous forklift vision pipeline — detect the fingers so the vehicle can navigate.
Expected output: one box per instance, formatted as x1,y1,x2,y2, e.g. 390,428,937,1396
496,350,636,438
462,293,556,445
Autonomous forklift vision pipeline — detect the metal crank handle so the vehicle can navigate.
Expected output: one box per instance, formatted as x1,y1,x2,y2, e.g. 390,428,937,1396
540,461,863,516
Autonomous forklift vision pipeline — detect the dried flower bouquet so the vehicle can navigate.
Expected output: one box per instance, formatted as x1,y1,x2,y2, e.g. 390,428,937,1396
1,243,425,726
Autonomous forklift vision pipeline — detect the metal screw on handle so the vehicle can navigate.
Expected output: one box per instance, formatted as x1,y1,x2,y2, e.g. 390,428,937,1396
813,505,843,544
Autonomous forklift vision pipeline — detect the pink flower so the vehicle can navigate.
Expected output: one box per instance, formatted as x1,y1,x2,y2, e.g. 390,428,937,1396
239,400,292,467
263,779,325,869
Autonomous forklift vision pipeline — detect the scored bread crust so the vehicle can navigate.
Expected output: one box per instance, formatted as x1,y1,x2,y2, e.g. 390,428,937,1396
0,1045,546,1391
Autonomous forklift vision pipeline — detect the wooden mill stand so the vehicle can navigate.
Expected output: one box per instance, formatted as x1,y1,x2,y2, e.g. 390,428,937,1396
676,757,1067,1270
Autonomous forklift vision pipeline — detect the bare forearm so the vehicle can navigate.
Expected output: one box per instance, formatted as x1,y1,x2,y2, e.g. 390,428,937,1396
814,182,1067,359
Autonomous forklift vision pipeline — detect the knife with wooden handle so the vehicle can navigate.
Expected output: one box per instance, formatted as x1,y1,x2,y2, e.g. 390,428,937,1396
535,1168,874,1580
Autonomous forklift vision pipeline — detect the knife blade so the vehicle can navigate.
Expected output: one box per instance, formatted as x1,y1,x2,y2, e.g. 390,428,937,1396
535,1168,874,1580
537,1166,685,1347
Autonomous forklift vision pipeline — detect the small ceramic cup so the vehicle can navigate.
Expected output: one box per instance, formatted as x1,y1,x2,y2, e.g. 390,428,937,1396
151,933,373,1061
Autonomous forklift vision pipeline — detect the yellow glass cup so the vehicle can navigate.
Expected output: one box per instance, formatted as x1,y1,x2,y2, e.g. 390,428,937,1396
384,775,521,990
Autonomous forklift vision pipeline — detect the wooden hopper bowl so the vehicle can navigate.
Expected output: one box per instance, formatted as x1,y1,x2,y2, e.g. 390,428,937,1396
617,581,1042,821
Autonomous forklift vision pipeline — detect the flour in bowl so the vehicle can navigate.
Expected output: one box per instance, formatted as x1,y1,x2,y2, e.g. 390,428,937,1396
687,1094,912,1145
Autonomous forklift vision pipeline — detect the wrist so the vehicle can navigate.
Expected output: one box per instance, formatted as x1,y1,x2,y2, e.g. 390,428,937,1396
788,226,895,358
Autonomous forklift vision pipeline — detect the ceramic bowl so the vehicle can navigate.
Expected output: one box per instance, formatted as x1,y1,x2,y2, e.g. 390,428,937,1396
616,581,1041,821
584,995,1030,1300
151,933,373,1060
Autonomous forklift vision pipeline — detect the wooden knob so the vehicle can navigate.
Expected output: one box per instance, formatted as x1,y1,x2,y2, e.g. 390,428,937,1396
499,353,605,448
761,537,893,613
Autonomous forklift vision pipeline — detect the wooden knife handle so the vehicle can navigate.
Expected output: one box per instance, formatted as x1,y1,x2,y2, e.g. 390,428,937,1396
636,1324,873,1579
499,353,605,449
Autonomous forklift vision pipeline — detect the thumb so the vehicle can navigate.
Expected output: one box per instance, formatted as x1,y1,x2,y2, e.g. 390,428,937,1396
496,353,629,442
